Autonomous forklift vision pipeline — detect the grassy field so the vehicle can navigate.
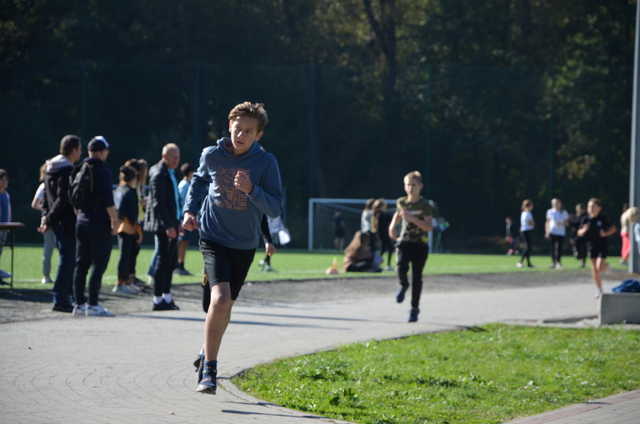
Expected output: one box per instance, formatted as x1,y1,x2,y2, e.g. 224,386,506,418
0,244,625,290
235,324,640,424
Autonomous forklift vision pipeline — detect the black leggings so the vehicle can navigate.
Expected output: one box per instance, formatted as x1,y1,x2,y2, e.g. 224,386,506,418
520,230,533,266
550,235,565,265
397,242,429,308
117,233,137,280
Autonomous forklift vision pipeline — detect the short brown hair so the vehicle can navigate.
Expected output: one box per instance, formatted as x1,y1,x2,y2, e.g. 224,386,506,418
404,170,423,184
60,134,81,156
521,199,533,210
228,102,269,132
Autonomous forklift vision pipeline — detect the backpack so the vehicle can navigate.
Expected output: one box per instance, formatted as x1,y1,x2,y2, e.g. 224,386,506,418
70,161,94,210
612,279,640,293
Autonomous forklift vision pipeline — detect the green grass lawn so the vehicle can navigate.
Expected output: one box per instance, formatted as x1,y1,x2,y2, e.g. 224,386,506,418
234,324,640,424
0,245,625,290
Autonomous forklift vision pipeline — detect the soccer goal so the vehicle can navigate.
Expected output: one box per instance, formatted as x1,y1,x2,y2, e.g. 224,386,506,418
307,198,396,251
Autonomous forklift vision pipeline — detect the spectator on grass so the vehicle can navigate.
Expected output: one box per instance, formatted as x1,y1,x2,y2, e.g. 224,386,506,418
31,162,57,284
578,198,617,298
113,165,141,295
570,203,588,268
72,136,119,317
176,162,197,276
504,217,518,256
144,143,181,311
0,169,11,285
545,198,569,269
333,211,345,251
620,204,633,265
375,199,394,271
42,135,82,312
516,199,535,269
124,158,149,289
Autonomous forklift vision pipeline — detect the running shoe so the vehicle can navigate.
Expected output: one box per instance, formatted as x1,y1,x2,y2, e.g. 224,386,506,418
196,362,217,394
112,284,140,295
516,262,524,268
41,276,54,284
396,286,408,303
409,307,420,323
174,267,193,276
194,353,205,383
86,304,115,317
53,302,74,313
72,303,88,317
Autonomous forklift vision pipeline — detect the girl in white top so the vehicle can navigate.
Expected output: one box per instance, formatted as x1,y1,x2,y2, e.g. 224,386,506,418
31,163,57,284
545,198,569,269
517,199,535,268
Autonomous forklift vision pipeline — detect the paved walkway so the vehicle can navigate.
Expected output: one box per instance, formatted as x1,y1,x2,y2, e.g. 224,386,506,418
1,278,637,424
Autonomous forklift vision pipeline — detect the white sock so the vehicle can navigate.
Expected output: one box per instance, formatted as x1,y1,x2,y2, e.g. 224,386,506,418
153,296,163,304
162,293,173,303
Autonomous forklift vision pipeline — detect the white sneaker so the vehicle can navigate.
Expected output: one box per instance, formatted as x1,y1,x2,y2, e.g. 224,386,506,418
41,276,54,284
555,263,563,270
86,304,114,317
112,284,140,295
384,266,394,272
73,303,88,317
516,262,524,268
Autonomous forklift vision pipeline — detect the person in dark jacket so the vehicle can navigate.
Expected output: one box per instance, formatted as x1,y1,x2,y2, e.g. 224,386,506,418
144,143,181,311
72,136,119,317
41,134,82,312
113,165,141,295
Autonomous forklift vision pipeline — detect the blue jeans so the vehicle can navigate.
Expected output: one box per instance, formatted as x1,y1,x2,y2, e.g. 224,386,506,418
52,224,76,304
42,229,57,278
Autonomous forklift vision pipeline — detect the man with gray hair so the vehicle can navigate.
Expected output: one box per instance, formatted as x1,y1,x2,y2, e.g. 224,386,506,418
144,143,181,311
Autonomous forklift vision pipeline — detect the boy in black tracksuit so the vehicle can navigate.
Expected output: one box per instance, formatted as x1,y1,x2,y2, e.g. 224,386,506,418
72,136,119,317
42,135,82,312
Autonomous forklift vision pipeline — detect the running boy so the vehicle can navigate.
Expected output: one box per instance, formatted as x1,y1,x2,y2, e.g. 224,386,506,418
578,198,617,298
389,170,433,323
183,102,282,394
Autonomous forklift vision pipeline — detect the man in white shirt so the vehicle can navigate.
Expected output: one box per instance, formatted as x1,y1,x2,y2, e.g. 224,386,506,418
545,198,569,269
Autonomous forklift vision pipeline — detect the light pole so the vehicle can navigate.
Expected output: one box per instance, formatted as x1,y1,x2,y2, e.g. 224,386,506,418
629,0,640,274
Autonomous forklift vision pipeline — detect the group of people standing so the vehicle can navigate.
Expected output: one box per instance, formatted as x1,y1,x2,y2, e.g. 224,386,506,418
31,135,200,315
512,197,620,298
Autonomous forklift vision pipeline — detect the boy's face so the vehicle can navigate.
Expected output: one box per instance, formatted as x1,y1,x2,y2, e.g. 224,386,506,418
229,116,263,155
588,201,601,217
403,178,422,197
0,176,7,191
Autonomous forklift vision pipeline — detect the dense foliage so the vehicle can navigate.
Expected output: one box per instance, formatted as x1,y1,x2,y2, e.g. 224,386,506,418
1,0,635,246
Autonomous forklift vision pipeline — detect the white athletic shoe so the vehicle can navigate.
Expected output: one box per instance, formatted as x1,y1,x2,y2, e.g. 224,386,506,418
86,304,114,317
112,284,140,295
73,303,88,317
555,263,563,270
516,262,524,268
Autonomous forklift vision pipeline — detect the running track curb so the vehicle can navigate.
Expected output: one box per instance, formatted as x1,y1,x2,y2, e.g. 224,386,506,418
505,390,640,423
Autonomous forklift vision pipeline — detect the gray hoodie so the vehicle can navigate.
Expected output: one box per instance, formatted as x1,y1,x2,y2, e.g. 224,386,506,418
184,138,282,250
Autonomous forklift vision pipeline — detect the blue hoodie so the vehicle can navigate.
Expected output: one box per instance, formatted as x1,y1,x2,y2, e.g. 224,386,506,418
184,138,282,250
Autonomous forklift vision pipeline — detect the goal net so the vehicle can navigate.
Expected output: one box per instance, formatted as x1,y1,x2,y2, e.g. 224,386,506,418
307,198,396,251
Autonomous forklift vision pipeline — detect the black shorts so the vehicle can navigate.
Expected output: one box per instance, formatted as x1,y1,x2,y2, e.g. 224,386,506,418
588,240,608,259
199,239,256,300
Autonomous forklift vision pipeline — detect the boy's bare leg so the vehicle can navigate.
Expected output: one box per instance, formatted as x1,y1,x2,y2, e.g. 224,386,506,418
204,282,234,361
178,240,188,265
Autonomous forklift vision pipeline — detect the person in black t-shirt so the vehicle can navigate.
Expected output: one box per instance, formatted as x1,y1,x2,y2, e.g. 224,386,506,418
577,198,617,298
569,203,588,268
